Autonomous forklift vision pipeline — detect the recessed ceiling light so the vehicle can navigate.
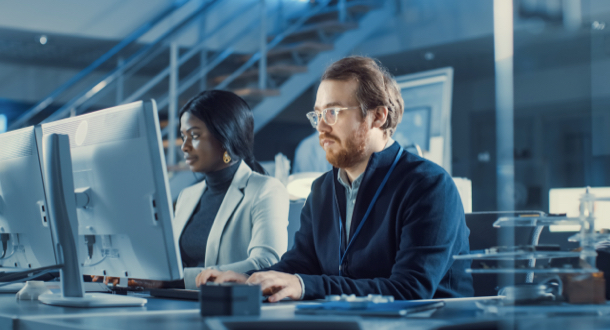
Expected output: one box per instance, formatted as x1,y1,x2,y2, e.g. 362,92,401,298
39,35,48,45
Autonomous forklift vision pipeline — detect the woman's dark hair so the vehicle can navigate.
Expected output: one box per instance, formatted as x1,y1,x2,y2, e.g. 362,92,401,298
179,90,266,175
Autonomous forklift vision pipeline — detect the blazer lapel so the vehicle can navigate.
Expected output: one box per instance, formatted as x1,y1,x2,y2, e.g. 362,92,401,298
204,161,251,267
173,180,206,244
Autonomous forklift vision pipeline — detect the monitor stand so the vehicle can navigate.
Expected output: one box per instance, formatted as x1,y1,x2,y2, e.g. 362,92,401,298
37,134,146,308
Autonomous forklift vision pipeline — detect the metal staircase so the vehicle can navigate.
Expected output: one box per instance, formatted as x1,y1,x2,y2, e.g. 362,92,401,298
9,0,395,172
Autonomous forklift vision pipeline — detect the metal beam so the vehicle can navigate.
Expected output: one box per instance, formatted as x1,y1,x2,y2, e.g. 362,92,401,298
259,0,267,90
494,0,515,212
168,43,179,167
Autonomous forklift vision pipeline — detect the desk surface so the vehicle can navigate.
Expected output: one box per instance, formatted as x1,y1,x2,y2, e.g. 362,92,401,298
2,293,610,330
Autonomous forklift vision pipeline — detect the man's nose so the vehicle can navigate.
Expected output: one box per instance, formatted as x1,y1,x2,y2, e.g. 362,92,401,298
317,119,331,133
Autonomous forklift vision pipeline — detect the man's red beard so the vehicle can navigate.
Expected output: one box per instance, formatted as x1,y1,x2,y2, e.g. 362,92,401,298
320,120,369,169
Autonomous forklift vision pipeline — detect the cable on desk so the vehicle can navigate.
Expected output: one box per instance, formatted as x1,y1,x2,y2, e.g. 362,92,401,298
0,264,63,283
0,268,61,288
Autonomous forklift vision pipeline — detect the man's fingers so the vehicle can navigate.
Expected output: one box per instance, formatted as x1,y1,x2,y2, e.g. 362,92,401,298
267,288,291,303
257,278,283,295
245,272,271,285
245,271,302,302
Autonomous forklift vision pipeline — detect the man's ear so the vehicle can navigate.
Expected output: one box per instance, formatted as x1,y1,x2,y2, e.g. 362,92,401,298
371,106,389,129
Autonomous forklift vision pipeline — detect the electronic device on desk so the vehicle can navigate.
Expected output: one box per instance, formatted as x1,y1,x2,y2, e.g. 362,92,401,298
151,283,262,317
0,127,57,273
36,100,183,308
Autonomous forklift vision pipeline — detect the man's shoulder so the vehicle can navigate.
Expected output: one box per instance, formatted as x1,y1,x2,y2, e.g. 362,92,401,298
397,151,452,183
307,170,335,198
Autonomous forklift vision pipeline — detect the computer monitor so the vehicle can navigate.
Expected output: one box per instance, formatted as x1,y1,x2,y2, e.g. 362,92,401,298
397,106,431,151
394,67,453,174
549,187,610,232
0,114,7,133
37,100,182,307
0,126,56,270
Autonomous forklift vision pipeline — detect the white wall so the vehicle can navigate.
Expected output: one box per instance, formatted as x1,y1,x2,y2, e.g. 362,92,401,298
0,0,173,39
0,0,308,50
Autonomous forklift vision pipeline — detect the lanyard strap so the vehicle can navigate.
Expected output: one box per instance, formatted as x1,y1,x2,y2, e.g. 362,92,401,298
338,147,403,276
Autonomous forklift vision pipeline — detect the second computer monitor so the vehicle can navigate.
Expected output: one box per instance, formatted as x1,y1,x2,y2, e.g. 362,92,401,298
39,100,182,281
0,126,56,269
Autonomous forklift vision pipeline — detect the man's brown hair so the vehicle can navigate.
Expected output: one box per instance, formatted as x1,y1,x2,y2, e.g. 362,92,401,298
321,56,404,137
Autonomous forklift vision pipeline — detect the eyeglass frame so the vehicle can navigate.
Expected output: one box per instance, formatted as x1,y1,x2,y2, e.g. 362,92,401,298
305,106,361,128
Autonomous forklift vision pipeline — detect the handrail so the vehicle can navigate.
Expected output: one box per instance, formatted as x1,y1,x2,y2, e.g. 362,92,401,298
41,0,222,125
215,0,332,91
158,0,334,140
155,10,264,111
8,0,193,130
122,1,259,106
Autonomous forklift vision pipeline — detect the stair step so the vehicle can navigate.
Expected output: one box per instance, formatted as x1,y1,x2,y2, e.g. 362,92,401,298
270,20,358,42
233,88,280,99
269,41,333,56
303,2,376,24
238,41,333,63
163,138,182,149
213,64,308,84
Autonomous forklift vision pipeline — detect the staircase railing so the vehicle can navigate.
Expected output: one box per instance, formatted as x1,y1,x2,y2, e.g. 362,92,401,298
10,0,387,171
8,0,197,130
41,0,222,124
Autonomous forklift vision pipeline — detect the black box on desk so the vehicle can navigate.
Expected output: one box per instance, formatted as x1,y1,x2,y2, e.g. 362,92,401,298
199,284,261,317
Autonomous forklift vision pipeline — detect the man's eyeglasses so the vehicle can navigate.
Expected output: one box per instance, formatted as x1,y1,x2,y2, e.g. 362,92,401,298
305,106,360,128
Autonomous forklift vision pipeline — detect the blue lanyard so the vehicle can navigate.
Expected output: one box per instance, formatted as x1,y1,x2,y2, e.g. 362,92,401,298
338,147,403,276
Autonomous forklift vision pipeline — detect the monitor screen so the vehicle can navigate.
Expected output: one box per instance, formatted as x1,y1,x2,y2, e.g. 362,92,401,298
0,114,6,133
393,106,431,151
39,100,182,281
0,126,56,269
549,187,610,232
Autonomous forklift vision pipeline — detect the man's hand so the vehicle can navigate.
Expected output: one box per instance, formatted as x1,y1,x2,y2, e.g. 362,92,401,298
195,269,249,287
246,271,302,303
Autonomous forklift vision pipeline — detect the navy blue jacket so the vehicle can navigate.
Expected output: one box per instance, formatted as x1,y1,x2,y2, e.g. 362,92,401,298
256,142,473,300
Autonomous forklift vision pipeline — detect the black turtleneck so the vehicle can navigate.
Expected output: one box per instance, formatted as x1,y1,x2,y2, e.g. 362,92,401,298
180,161,240,268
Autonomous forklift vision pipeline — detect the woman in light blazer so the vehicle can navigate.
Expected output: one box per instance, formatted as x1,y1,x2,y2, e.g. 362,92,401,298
176,90,288,289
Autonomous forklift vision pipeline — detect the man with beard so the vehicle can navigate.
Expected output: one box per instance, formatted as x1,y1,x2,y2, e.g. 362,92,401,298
195,56,473,302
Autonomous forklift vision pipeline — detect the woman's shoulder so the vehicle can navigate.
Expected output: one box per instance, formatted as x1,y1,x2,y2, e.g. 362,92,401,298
245,171,286,192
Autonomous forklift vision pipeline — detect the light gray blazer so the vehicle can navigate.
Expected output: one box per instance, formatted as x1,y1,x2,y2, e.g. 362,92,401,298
173,161,289,289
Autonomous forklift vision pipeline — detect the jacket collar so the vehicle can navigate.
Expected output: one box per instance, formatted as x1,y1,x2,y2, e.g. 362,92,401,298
332,141,401,239
173,161,252,265
204,160,251,267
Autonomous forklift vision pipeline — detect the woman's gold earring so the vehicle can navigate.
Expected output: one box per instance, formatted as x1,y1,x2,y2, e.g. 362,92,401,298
223,151,231,164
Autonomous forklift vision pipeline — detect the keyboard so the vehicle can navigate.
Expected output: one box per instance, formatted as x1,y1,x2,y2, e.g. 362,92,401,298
149,288,199,301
